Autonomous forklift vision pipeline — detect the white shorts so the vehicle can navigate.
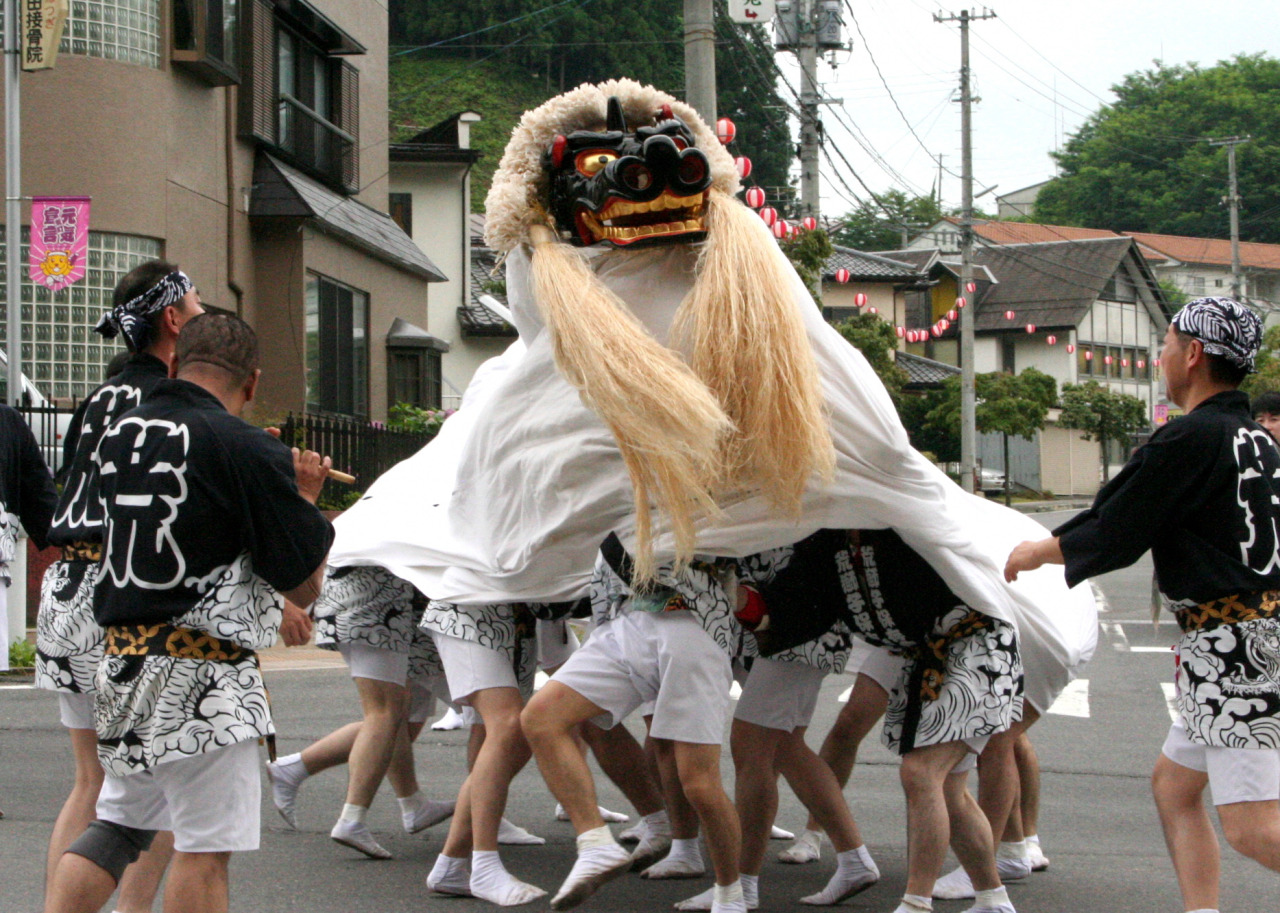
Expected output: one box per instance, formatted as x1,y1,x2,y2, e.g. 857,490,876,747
734,657,826,732
1161,723,1280,805
95,739,261,853
537,619,579,671
434,633,530,705
59,691,96,730
845,639,906,693
551,612,733,745
337,642,448,723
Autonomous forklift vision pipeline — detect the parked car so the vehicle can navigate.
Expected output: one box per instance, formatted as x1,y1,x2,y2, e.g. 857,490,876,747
977,466,1007,495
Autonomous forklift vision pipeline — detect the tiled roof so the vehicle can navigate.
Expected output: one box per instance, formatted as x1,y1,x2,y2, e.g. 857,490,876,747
974,220,1122,245
897,350,960,388
460,247,517,337
251,154,446,282
823,246,925,282
1123,231,1280,271
970,237,1137,331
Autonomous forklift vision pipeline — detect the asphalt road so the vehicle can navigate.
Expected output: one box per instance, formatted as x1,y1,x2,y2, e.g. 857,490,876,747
3,508,1279,911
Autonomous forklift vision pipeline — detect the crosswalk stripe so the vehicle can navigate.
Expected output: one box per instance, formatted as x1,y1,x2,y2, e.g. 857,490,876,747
837,684,852,703
1160,683,1179,723
1047,678,1090,717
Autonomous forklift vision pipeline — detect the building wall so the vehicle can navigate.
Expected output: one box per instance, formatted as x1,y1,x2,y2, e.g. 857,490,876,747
1040,423,1101,496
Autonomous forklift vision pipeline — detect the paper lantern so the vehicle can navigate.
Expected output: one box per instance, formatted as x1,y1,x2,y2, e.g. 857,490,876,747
735,156,752,178
966,281,977,293
1066,343,1076,354
802,216,818,232
1104,355,1113,365
1004,310,1016,321
1025,323,1036,334
896,326,905,338
955,296,966,309
745,186,766,209
835,268,850,284
716,117,737,145
1121,358,1129,367
938,318,951,331
931,324,943,338
759,206,777,227
947,309,958,322
906,330,917,343
772,219,789,239
1154,358,1162,367
868,306,878,314
1047,335,1057,345
854,292,868,306
1137,359,1146,369
1085,350,1094,361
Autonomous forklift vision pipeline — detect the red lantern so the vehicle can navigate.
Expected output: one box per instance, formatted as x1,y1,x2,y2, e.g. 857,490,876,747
772,219,789,239
868,306,878,314
1104,355,1113,365
716,117,737,145
905,330,916,343
938,318,951,331
802,216,818,232
1121,358,1129,367
1137,359,1146,369
835,268,850,284
1047,335,1057,345
1004,310,1016,321
966,281,977,293
735,156,752,178
854,292,868,307
1067,343,1076,354
759,207,777,227
947,309,958,322
931,324,943,338
1025,323,1036,334
1154,358,1162,367
1085,350,1094,361
955,296,966,309
745,186,766,209
896,326,906,338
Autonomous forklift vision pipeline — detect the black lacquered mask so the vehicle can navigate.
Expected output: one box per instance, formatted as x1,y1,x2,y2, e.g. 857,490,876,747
545,97,714,248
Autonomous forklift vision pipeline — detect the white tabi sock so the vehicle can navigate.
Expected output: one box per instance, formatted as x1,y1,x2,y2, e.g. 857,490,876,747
800,845,880,905
426,854,471,896
894,894,933,913
970,885,1014,913
339,803,367,824
712,880,748,913
996,839,1027,860
470,850,546,906
643,809,671,835
397,791,425,816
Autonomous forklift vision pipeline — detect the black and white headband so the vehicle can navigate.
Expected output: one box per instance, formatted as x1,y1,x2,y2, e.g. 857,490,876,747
1171,296,1263,373
94,270,194,352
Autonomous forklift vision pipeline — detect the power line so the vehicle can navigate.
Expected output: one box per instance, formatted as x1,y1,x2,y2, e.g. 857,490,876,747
391,0,598,57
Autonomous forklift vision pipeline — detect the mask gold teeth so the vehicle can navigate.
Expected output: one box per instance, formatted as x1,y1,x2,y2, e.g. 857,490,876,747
579,191,709,244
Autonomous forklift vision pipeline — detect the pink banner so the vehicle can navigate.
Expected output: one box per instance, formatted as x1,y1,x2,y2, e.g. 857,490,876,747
30,196,90,292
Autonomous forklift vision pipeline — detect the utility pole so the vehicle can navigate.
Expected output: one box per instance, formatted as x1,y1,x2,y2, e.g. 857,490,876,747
798,0,820,220
684,0,717,125
1209,135,1250,300
935,7,995,494
4,0,21,406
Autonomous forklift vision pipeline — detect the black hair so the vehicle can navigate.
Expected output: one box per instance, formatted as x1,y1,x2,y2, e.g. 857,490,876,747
113,259,181,308
1253,391,1280,418
174,313,259,387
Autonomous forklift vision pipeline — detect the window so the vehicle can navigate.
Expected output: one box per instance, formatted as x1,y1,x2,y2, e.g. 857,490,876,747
388,348,442,409
1187,276,1206,296
242,0,362,192
389,193,413,237
172,0,238,84
51,0,162,68
305,273,367,417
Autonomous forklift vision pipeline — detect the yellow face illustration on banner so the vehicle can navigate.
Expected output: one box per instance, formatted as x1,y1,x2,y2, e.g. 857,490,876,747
39,250,75,283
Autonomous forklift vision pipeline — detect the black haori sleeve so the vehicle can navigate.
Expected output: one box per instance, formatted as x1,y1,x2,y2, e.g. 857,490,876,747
1054,418,1212,589
231,425,334,595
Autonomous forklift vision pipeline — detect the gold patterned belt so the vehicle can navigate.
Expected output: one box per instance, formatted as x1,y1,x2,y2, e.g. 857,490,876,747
1175,590,1280,634
61,541,102,562
104,624,250,662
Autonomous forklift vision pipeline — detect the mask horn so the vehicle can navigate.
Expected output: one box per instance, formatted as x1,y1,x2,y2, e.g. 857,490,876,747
606,96,627,133
659,103,673,121
550,134,568,168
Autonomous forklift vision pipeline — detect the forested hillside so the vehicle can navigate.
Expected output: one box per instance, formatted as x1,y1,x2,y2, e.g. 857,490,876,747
389,0,795,211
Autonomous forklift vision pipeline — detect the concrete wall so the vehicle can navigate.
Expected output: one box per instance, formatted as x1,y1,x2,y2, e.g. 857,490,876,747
1040,423,1101,496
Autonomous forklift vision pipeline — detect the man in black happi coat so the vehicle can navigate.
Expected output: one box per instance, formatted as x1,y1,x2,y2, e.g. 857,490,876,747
1007,296,1280,913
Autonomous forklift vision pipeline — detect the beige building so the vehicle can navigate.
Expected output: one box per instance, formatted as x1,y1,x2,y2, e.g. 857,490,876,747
2,0,443,423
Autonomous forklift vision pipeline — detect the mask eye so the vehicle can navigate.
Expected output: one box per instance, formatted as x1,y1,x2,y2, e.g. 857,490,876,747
575,150,619,176
671,136,688,150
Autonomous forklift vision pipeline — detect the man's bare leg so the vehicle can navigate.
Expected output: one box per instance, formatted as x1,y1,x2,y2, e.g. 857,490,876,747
1217,798,1280,870
161,851,230,913
674,740,744,913
731,720,785,877
329,677,410,859
115,829,174,913
45,851,117,913
1152,754,1219,912
522,681,631,910
900,741,994,899
643,730,706,879
45,727,104,902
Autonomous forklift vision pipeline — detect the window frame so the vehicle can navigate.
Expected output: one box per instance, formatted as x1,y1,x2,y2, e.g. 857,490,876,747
304,271,369,419
172,0,240,86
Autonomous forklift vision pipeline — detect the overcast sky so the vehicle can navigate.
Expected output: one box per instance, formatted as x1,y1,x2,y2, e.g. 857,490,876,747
766,0,1280,219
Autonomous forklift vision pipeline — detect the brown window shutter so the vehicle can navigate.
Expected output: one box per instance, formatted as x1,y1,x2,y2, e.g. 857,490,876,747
240,0,277,143
337,60,360,193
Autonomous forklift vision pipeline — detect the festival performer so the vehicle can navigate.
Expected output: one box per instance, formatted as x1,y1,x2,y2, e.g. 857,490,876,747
35,260,203,908
267,566,456,858
323,78,1082,910
1006,297,1280,913
45,313,333,913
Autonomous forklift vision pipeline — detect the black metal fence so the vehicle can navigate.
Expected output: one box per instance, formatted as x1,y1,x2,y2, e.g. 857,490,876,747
277,411,435,507
16,401,77,475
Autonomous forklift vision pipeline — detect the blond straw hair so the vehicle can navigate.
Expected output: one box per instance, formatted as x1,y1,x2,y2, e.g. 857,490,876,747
528,225,732,582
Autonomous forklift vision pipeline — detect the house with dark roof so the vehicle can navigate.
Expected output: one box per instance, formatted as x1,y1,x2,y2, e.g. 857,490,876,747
389,112,515,408
819,246,930,326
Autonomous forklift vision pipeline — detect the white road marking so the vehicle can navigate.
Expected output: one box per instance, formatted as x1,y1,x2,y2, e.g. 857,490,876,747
730,680,743,700
0,683,35,690
837,684,853,703
1130,646,1173,653
1090,581,1110,614
1102,621,1130,651
1161,683,1180,723
1047,678,1090,717
534,670,550,691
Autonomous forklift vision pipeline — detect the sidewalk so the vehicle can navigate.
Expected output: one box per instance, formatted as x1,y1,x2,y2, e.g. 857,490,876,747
259,641,345,671
1010,498,1092,514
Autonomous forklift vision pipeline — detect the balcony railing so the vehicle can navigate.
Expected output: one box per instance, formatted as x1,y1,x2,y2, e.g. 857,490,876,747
277,94,357,193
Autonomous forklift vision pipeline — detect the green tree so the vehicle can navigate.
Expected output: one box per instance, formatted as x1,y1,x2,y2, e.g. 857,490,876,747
1242,324,1280,398
781,228,834,301
831,189,944,251
1057,381,1150,483
1035,55,1280,242
835,312,908,406
925,369,1058,503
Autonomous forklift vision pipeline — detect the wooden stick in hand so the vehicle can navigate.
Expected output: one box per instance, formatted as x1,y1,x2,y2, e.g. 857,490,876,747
327,468,356,485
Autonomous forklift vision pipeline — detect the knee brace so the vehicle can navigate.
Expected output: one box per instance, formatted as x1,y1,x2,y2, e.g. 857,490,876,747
65,820,157,882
